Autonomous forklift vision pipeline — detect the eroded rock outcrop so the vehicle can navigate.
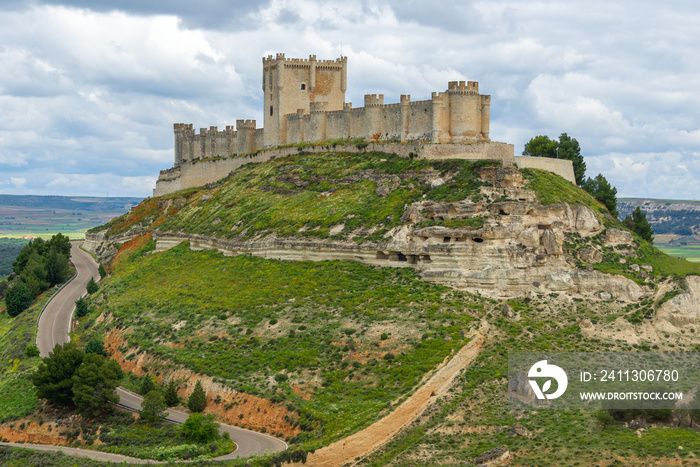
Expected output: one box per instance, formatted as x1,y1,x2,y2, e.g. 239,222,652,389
656,276,700,330
88,166,649,301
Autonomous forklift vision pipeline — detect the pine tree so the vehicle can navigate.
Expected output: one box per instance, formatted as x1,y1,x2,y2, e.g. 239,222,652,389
98,263,107,279
187,380,207,413
624,207,654,243
86,277,99,294
31,342,85,406
72,353,123,417
75,298,90,318
139,375,157,396
581,173,618,217
139,390,167,423
164,379,180,407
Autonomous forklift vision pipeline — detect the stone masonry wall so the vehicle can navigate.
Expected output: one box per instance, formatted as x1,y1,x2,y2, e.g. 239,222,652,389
153,141,581,197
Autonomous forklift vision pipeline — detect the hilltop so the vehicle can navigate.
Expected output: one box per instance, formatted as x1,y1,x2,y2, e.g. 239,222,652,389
89,150,664,301
8,149,700,465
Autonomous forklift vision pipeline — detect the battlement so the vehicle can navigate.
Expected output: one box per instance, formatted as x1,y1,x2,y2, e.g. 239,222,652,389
364,94,385,107
263,53,347,68
236,119,257,130
448,80,479,93
310,102,329,113
172,53,491,170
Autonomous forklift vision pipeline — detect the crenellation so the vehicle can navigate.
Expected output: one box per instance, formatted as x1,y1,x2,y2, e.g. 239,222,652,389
364,94,385,107
170,53,493,168
310,102,329,113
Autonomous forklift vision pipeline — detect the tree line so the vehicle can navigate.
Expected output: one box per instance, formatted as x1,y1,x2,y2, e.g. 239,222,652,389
3,234,72,317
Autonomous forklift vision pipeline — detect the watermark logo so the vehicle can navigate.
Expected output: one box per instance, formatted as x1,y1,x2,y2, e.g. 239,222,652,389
528,359,568,400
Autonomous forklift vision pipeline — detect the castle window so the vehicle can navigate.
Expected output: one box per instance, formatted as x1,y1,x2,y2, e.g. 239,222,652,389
301,84,306,90
270,106,273,116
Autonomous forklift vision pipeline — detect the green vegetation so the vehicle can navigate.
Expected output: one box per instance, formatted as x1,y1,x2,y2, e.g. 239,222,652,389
4,281,33,317
657,245,700,263
31,342,84,406
187,380,207,413
85,338,107,356
8,234,71,310
360,298,700,466
523,133,586,185
582,173,618,217
71,353,123,417
565,230,700,280
139,389,168,423
164,378,180,407
86,277,99,294
181,413,219,443
624,206,654,243
31,342,123,417
75,297,90,318
0,237,28,277
75,238,480,448
0,286,60,422
54,409,232,462
522,168,605,215
95,152,499,243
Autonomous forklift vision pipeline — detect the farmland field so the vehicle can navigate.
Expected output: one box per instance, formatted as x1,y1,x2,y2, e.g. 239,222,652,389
657,245,700,262
0,195,142,239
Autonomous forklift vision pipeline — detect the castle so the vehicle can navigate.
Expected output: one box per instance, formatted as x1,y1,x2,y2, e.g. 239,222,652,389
155,54,574,196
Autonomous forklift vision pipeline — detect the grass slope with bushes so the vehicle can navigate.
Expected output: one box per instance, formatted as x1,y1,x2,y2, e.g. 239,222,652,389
75,235,483,449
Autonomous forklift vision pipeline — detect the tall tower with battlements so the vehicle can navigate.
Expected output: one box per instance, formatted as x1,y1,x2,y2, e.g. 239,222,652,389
262,53,347,148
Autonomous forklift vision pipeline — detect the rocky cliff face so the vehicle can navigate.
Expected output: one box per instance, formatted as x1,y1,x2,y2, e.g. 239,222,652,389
87,165,649,301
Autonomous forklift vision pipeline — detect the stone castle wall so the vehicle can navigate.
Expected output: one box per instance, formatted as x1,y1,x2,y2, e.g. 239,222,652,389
157,53,575,197
173,83,490,164
153,141,578,197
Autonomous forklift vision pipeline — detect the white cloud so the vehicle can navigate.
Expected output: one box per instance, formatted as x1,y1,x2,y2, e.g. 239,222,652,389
0,1,699,199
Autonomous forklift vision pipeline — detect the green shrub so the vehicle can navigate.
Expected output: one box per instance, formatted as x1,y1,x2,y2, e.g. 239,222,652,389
25,344,40,358
86,277,99,295
181,413,219,443
5,281,33,317
75,298,90,318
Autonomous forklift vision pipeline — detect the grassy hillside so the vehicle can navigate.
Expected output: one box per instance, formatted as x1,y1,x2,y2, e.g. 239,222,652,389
360,295,700,466
94,151,608,244
75,235,484,449
0,288,56,422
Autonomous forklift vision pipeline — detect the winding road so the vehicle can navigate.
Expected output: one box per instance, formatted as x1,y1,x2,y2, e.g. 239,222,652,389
2,241,287,463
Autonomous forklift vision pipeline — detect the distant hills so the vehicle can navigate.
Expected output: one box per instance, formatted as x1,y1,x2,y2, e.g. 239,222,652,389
0,194,143,240
0,194,142,212
618,198,700,245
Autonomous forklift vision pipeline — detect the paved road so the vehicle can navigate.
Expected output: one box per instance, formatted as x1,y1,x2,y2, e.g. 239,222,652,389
36,241,100,358
116,387,287,459
18,241,288,463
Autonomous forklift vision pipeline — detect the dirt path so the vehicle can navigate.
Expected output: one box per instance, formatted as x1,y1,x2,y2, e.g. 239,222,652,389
303,332,484,466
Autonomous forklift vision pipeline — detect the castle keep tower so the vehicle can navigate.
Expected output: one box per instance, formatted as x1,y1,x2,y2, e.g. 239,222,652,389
262,53,348,148
171,54,493,167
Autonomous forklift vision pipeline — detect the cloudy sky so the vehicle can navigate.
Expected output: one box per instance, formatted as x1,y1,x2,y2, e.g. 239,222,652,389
1,1,699,199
